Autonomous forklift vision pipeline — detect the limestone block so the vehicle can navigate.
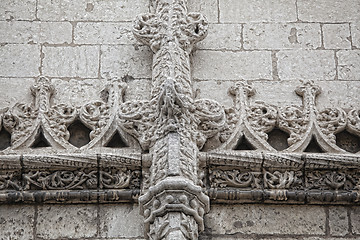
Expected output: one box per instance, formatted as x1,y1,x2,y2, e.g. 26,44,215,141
316,81,360,109
219,0,297,23
0,44,40,77
251,80,360,109
188,0,218,23
124,79,152,102
193,50,272,80
329,207,349,236
43,46,100,78
38,0,149,21
74,22,137,45
197,24,242,50
243,23,321,50
99,204,144,238
323,24,351,49
205,204,326,235
350,206,360,234
298,0,360,22
0,205,35,240
0,78,34,108
352,23,360,49
36,205,98,239
194,80,235,108
250,80,303,107
101,45,152,79
0,0,36,20
0,21,72,44
277,50,336,80
337,50,360,80
51,78,105,107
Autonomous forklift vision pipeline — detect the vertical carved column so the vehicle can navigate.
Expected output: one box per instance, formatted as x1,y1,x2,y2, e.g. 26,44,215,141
133,0,210,239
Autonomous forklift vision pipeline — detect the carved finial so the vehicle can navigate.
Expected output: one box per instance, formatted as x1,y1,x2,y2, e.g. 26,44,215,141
31,76,55,113
133,0,208,53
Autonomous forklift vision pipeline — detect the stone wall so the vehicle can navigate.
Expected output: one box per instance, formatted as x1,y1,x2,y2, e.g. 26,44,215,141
1,0,360,240
1,204,360,239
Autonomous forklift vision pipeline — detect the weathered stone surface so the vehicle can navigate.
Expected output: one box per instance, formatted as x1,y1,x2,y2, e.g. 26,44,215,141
205,205,326,235
0,78,34,108
193,51,272,80
323,24,351,49
188,0,218,23
0,0,36,20
194,80,235,108
197,24,242,50
352,23,360,49
0,205,35,240
277,50,336,80
101,45,152,79
99,204,144,238
219,0,297,23
251,80,360,109
74,22,136,45
337,50,360,80
124,79,152,102
0,21,72,44
303,238,345,240
350,207,360,234
38,0,149,21
51,78,105,107
243,23,321,50
43,46,100,78
329,207,349,236
298,0,360,22
36,205,98,239
0,44,40,77
315,81,360,109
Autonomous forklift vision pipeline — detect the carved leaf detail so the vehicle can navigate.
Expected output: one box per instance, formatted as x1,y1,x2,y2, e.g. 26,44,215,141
247,102,277,140
46,104,77,141
100,168,140,189
23,170,98,190
80,101,110,140
348,109,360,135
263,171,301,189
219,107,238,143
209,169,261,188
278,105,309,146
3,103,38,144
317,108,347,144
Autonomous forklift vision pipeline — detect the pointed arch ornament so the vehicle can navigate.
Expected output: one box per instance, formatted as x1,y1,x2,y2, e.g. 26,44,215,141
0,0,360,239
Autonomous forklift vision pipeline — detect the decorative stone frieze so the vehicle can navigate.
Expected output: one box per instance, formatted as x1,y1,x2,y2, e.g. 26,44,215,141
0,1,360,240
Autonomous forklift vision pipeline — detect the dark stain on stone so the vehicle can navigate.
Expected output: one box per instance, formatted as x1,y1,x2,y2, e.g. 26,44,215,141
288,27,299,44
246,220,254,227
85,3,94,12
233,221,243,228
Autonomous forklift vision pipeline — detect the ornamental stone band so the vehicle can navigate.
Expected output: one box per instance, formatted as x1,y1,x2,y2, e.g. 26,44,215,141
0,0,360,240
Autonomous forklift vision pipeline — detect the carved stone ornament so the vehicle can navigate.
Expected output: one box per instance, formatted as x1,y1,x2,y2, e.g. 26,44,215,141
0,0,360,239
